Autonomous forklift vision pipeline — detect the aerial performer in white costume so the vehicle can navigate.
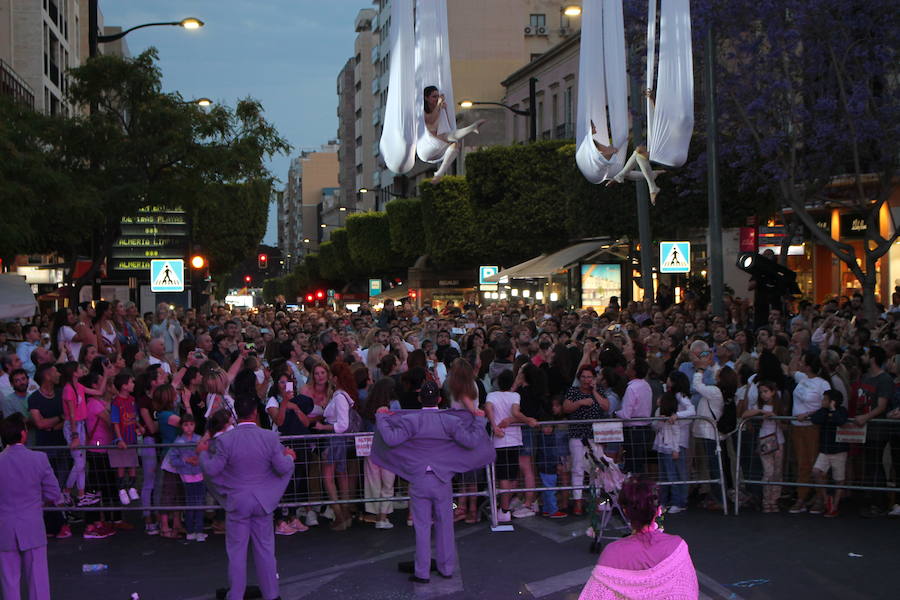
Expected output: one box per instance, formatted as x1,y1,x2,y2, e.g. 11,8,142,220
421,86,485,184
606,89,664,204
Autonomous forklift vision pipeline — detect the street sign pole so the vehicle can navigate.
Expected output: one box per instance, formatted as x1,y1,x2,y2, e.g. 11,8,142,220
706,24,724,316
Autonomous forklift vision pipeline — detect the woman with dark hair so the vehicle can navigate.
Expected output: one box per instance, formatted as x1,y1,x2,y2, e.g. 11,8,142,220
563,365,610,516
94,300,120,357
398,366,428,410
446,358,482,522
578,477,698,598
360,377,398,529
313,361,362,531
421,86,485,183
51,307,78,361
787,349,831,514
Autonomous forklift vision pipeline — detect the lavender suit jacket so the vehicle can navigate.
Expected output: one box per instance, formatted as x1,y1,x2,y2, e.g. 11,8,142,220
0,444,62,552
372,409,495,484
200,423,293,515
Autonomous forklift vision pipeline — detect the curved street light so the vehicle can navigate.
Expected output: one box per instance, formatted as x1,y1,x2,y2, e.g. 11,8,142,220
459,77,537,141
97,17,205,44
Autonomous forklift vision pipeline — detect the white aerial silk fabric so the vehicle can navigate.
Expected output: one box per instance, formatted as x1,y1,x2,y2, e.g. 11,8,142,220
575,0,629,184
646,0,694,167
415,0,456,164
379,0,417,174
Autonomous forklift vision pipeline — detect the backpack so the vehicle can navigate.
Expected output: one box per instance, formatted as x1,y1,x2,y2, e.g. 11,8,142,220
336,390,363,433
717,396,737,434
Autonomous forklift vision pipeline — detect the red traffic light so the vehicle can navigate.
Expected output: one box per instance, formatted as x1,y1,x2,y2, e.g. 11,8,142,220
410,290,418,299
306,294,314,303
316,290,325,299
244,275,251,284
258,253,268,270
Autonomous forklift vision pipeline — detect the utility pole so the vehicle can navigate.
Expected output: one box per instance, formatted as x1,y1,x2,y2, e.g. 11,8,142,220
630,75,654,299
706,25,724,316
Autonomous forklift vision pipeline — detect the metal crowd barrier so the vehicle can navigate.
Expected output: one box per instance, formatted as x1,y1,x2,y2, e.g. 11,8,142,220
733,416,899,515
29,416,729,527
486,416,729,531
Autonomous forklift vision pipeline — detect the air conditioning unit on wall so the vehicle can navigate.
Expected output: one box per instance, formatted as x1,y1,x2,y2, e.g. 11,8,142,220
524,26,533,35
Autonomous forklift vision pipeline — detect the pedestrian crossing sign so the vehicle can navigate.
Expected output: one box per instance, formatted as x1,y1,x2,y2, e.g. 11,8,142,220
659,242,691,274
150,259,185,292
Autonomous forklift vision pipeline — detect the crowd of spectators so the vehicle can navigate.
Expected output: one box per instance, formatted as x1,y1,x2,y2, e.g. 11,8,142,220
2,289,900,543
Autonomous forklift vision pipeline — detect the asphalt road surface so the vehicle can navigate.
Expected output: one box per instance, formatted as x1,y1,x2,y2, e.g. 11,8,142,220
47,504,895,599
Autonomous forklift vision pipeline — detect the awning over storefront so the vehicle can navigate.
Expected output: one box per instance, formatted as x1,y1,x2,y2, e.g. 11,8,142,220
372,284,408,300
0,274,38,320
489,240,609,281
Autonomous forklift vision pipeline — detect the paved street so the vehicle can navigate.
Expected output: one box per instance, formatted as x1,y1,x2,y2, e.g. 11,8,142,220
48,504,895,599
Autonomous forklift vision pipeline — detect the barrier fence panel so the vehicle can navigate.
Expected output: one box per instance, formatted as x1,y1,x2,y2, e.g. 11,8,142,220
487,416,729,536
32,431,491,522
733,416,900,516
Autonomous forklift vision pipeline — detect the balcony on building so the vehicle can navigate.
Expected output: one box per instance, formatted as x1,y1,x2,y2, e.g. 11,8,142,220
0,60,36,109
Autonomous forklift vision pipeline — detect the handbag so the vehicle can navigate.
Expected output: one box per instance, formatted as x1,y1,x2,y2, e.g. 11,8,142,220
758,433,779,455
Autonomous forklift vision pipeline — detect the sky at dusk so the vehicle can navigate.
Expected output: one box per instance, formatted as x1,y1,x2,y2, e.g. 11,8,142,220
100,1,372,245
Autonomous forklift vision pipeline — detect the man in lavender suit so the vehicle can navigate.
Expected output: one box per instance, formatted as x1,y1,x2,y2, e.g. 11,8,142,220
199,395,294,600
373,382,494,583
0,414,61,600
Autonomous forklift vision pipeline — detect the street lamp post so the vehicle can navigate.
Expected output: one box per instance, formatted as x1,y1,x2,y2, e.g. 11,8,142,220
460,77,537,142
88,1,204,58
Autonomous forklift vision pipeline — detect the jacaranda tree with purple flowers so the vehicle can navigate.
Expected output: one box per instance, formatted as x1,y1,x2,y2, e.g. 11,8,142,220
706,0,899,320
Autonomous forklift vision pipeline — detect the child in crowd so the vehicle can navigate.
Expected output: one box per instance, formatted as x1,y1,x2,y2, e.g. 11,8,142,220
110,371,141,505
741,381,785,513
163,414,206,541
652,392,685,512
809,389,849,517
535,416,567,518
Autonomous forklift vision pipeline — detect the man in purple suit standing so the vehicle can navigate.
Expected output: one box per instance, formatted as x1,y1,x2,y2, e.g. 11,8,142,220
0,414,62,600
372,382,494,584
198,395,295,600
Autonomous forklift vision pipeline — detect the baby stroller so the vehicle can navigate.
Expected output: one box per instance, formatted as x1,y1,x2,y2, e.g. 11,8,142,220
584,440,629,553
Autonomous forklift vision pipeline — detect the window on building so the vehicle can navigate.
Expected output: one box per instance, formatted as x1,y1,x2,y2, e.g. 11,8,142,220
552,94,559,134
564,86,573,134
537,100,544,137
529,14,546,29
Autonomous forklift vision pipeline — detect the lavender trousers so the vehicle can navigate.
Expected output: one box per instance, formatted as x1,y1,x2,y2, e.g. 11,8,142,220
0,546,49,600
410,472,456,580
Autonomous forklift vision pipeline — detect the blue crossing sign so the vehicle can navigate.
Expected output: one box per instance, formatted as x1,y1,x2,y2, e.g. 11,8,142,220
150,259,185,292
479,266,499,285
659,242,691,274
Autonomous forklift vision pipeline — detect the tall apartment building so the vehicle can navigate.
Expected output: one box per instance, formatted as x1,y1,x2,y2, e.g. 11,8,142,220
279,143,340,261
336,58,356,216
0,0,89,115
361,0,581,207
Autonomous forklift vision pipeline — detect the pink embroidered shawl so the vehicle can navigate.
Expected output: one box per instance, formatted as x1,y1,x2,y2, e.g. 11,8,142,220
578,539,699,600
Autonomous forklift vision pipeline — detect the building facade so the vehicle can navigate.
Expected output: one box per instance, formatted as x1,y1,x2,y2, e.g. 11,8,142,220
279,144,340,261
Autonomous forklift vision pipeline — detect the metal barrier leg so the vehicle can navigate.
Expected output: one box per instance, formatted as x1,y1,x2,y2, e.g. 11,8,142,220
734,428,743,516
715,437,729,516
487,463,511,532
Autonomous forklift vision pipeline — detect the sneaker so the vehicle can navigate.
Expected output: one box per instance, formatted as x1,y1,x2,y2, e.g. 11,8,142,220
824,507,839,518
118,489,131,505
497,509,512,523
375,519,395,529
66,511,84,524
128,488,140,502
99,523,117,537
512,506,537,519
84,491,101,500
788,501,807,514
546,511,568,519
61,491,73,506
145,523,159,536
194,533,208,542
322,506,336,521
113,520,134,531
509,497,524,511
809,501,825,515
55,525,73,539
77,495,100,507
304,510,319,527
186,533,197,541
667,506,687,515
83,525,112,539
275,521,296,536
288,519,309,533
887,504,900,517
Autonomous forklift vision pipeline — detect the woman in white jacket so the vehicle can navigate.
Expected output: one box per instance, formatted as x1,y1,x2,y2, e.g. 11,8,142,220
690,353,737,509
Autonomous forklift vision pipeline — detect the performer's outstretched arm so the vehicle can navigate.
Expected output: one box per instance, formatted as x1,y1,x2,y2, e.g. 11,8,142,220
449,413,489,449
376,413,415,447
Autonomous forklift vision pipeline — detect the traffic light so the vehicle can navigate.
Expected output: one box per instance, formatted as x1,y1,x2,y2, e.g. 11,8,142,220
244,275,251,284
316,290,325,300
258,253,268,270
306,293,314,303
190,255,206,270
410,290,418,300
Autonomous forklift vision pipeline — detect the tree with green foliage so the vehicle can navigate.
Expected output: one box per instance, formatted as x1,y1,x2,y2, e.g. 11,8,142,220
0,49,288,299
346,212,402,275
385,197,426,262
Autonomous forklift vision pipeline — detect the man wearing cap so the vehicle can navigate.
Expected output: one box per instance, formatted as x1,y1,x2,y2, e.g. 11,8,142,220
372,382,494,584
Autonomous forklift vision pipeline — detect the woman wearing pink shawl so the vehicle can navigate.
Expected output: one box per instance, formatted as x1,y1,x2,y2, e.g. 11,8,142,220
579,477,698,600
